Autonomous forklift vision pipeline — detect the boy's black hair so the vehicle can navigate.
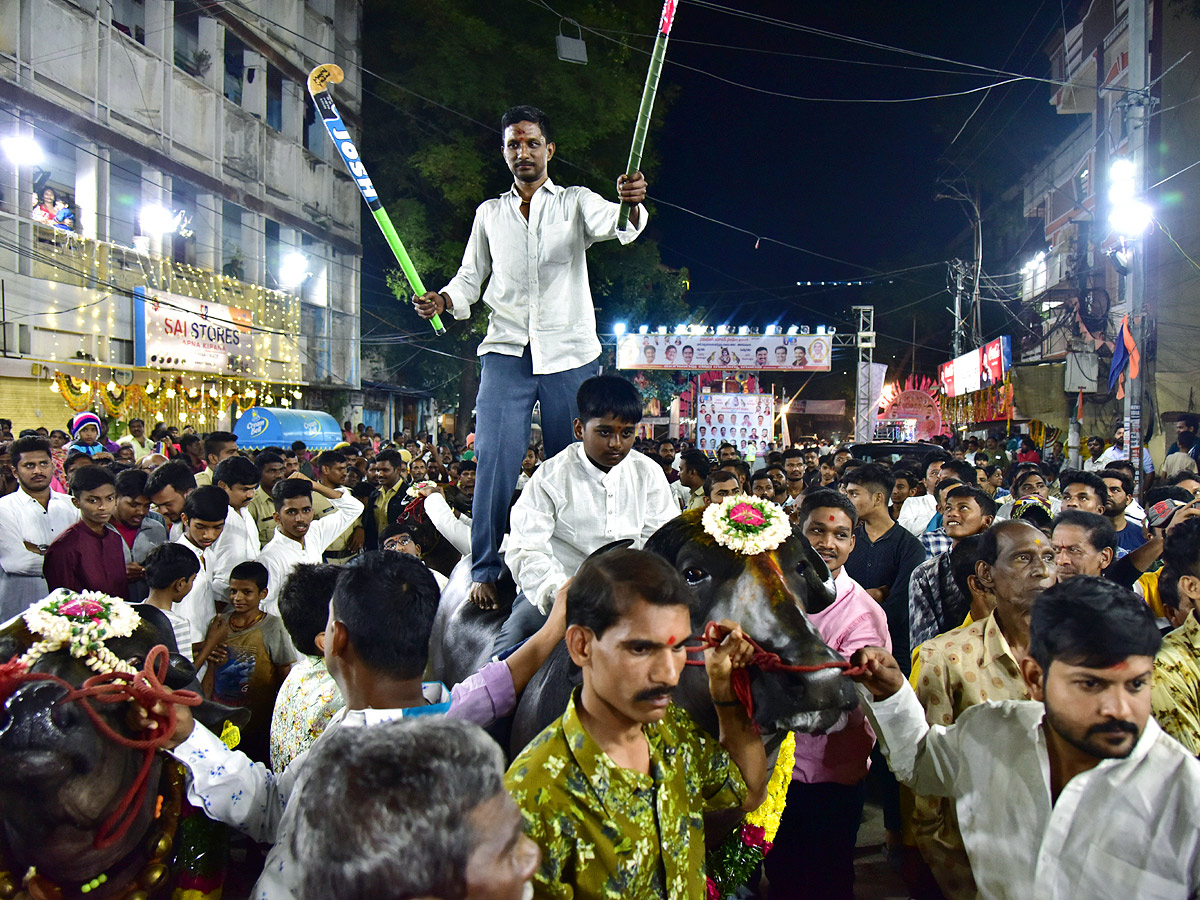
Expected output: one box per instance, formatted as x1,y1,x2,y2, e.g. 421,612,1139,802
278,563,342,656
330,551,440,680
781,448,805,462
213,455,260,489
63,451,92,475
69,464,115,497
949,534,983,599
679,449,710,479
315,450,348,471
750,468,773,485
255,450,285,472
703,469,738,497
576,376,642,427
567,548,691,639
1145,485,1195,508
501,105,551,142
798,488,859,530
1099,468,1134,495
457,459,476,473
115,468,150,500
143,542,201,589
1029,576,1161,672
146,461,197,498
375,448,405,469
945,484,998,519
230,560,269,593
1170,470,1200,487
940,458,979,486
1058,468,1109,503
272,478,314,511
182,485,229,522
842,462,895,498
9,435,51,467
1051,510,1117,552
892,469,920,490
922,450,953,475
1162,516,1200,579
204,431,238,459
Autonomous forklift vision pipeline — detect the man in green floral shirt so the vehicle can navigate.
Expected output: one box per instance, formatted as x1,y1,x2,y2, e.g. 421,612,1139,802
506,549,768,900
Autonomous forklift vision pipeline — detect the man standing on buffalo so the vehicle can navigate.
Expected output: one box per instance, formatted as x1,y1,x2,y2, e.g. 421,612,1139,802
415,105,648,608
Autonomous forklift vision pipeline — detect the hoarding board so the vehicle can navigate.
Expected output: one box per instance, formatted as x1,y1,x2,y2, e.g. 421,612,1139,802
696,393,774,453
133,287,253,374
617,334,832,372
938,336,1012,398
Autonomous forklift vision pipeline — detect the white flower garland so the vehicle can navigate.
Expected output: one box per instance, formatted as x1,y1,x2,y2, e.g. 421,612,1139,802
405,480,438,500
702,494,792,556
19,589,139,675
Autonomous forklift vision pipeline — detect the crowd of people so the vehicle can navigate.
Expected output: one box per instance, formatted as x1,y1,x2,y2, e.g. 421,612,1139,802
4,96,1199,900
3,391,1200,898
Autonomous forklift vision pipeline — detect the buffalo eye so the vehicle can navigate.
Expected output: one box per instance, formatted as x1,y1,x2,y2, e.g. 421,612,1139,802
682,566,708,586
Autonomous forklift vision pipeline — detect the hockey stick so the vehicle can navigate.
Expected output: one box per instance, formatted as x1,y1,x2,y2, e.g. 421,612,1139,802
617,0,679,231
307,63,446,335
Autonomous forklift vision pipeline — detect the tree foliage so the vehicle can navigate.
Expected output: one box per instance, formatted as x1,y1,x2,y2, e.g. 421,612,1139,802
360,0,691,426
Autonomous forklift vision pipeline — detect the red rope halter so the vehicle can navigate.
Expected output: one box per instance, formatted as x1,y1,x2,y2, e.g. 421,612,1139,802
0,644,202,850
684,621,865,727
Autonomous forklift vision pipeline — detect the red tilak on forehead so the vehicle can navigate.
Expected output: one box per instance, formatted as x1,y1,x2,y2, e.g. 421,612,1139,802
1109,660,1129,671
668,635,676,645
829,515,836,521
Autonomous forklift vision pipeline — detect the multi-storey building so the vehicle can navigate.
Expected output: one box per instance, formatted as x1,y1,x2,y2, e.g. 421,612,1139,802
0,0,362,432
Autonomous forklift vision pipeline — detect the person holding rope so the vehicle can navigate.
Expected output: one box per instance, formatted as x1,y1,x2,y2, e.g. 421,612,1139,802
506,548,767,900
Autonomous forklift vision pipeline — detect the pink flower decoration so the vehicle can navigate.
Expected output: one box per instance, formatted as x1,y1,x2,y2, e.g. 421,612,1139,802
728,503,765,527
706,877,721,900
59,599,105,618
740,823,767,848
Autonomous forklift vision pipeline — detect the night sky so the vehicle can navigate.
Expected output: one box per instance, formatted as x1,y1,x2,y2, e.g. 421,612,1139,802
642,0,1079,378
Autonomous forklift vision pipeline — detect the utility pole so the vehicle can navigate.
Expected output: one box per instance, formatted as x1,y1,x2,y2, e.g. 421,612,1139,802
949,260,968,358
1124,0,1150,497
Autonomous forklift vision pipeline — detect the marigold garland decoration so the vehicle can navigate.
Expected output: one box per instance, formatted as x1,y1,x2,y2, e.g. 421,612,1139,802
19,589,139,676
702,494,792,555
705,731,796,899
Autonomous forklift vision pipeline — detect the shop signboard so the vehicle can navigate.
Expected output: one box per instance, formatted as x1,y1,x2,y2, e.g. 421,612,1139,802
617,334,832,371
133,287,254,374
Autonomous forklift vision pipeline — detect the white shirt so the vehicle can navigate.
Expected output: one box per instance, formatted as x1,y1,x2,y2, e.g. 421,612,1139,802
258,489,364,615
0,489,79,619
862,682,1200,900
440,178,647,375
897,494,937,536
170,686,452,900
504,442,678,613
423,491,472,557
174,535,214,648
207,505,261,607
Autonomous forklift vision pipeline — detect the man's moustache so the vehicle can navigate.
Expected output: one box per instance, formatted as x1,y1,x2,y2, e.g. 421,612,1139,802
1087,720,1139,737
634,687,675,702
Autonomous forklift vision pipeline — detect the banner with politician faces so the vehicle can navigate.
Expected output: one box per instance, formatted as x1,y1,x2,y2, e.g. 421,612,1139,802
695,393,775,455
616,334,832,371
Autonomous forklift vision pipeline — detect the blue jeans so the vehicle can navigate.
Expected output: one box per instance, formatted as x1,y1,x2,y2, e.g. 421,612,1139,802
471,348,598,583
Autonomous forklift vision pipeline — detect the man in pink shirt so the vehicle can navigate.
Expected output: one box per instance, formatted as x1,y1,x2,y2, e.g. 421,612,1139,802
766,489,891,900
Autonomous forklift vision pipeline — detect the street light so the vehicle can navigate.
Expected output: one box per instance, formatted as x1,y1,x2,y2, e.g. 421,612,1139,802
140,204,181,235
2,135,44,166
1108,157,1152,237
279,251,309,289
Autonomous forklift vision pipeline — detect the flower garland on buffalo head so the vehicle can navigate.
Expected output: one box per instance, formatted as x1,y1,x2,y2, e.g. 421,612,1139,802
701,494,792,555
18,589,140,675
697,494,797,898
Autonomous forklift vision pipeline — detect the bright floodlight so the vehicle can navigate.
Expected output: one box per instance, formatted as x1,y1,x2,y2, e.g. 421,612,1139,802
715,325,728,336
140,204,177,235
638,324,649,335
613,322,627,337
1109,200,1152,237
279,252,309,289
786,325,799,335
656,325,667,335
764,324,778,335
2,135,44,166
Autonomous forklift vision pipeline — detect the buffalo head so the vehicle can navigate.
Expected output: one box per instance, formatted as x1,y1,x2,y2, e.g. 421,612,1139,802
0,601,248,883
644,507,859,735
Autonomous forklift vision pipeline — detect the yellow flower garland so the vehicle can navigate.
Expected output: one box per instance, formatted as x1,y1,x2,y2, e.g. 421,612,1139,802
745,731,795,842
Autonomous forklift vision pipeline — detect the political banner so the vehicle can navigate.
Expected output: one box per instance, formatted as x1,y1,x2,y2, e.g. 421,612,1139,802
617,334,832,371
695,393,775,454
133,287,254,374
